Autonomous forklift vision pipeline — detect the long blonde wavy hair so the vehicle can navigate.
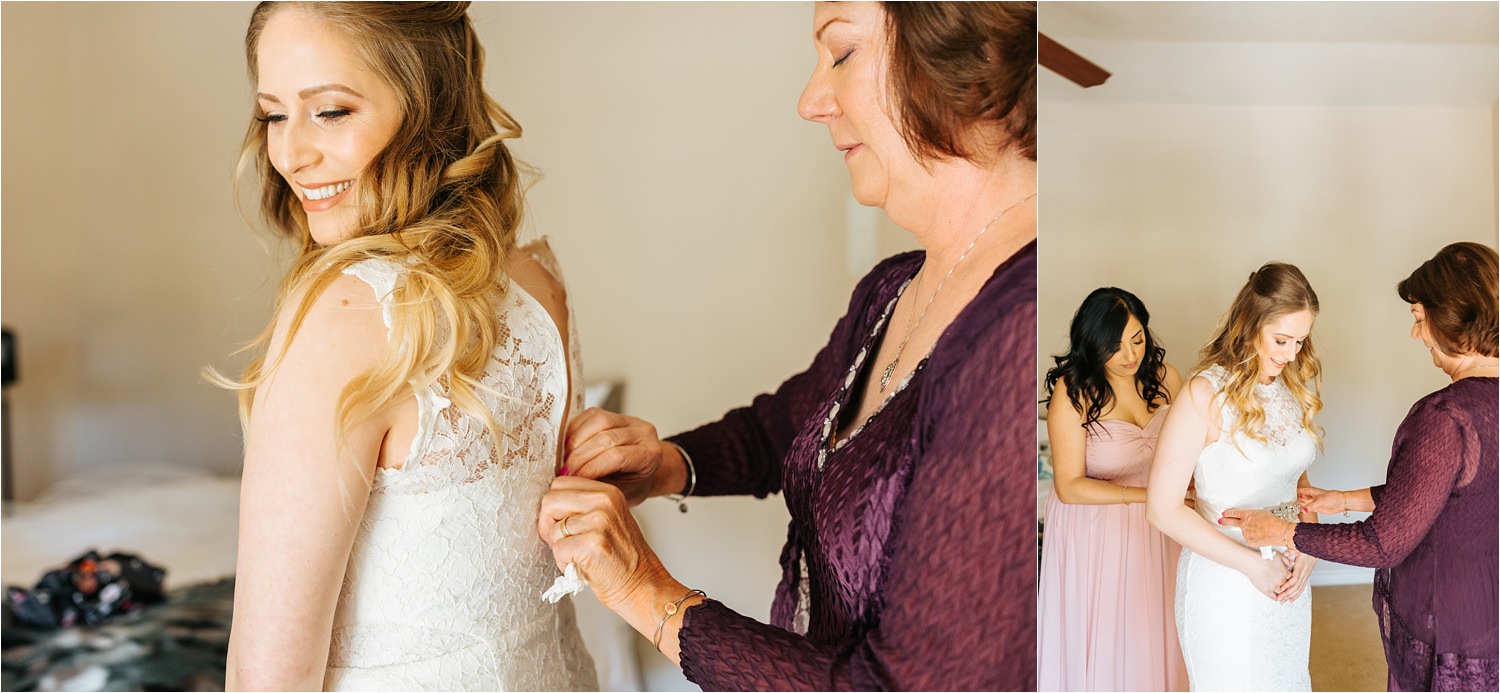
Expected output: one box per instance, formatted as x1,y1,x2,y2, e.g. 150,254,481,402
211,2,526,449
1193,262,1324,448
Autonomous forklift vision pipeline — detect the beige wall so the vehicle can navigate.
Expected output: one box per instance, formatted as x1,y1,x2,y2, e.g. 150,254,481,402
1038,101,1498,580
2,3,918,690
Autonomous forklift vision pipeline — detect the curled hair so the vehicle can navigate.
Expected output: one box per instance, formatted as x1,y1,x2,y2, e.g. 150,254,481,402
1044,287,1170,431
880,2,1035,163
1194,262,1324,448
1397,242,1498,358
213,2,528,449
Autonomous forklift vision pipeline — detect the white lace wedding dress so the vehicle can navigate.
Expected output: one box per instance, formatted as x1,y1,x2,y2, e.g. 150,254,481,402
1176,365,1314,691
322,241,598,691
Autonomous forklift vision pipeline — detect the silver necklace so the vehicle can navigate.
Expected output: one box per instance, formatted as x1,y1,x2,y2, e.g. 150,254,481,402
1453,360,1499,380
878,192,1036,392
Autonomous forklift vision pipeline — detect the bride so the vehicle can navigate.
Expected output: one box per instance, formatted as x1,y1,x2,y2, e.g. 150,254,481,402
1146,262,1323,691
219,3,596,690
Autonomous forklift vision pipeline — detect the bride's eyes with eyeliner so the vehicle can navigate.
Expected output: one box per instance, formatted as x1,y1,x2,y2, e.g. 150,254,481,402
255,107,353,125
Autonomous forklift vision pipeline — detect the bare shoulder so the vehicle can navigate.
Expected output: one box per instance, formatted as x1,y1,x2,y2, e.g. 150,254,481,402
1047,377,1083,426
266,272,388,368
1179,374,1218,418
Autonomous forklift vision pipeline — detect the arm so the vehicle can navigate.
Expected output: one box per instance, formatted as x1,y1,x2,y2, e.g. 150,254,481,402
674,279,1037,690
1293,400,1466,568
1146,377,1288,597
546,272,1033,690
1298,485,1376,515
566,254,921,501
225,276,393,690
1047,382,1145,505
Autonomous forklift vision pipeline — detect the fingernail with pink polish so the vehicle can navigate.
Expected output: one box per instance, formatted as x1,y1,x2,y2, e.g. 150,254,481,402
560,466,570,477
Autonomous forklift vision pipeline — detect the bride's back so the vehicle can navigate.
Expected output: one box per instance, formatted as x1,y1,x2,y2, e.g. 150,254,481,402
325,241,596,690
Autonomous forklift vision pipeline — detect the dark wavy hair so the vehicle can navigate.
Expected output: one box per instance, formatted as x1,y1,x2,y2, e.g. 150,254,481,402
1397,241,1498,358
880,2,1036,163
1044,287,1170,430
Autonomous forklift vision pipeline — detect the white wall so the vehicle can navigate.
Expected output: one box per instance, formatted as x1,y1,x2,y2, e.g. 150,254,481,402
1039,100,1497,583
2,3,917,690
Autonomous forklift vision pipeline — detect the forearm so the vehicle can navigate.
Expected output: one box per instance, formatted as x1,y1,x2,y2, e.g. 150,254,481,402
1054,475,1147,505
648,441,690,499
1341,487,1376,513
1149,501,1261,575
605,565,702,667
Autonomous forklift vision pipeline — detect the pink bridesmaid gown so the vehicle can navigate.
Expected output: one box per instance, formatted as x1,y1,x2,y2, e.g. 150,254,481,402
1037,408,1187,691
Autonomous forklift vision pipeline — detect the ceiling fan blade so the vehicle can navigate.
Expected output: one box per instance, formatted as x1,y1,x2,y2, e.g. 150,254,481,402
1039,32,1111,88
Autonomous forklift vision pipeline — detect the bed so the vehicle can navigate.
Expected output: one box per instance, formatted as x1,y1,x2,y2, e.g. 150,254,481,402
2,385,640,691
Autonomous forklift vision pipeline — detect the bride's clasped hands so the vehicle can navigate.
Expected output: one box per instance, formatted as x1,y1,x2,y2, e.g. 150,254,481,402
1220,507,1318,604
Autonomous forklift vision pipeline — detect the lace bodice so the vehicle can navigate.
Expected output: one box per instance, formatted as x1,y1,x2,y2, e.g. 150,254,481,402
1192,364,1316,545
323,242,597,691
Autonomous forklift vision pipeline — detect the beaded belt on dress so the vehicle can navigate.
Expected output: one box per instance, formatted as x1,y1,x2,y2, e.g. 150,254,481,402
1259,499,1299,559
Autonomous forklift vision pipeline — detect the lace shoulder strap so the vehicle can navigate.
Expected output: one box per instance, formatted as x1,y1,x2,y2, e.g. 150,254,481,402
517,238,584,419
1196,363,1229,393
341,257,407,333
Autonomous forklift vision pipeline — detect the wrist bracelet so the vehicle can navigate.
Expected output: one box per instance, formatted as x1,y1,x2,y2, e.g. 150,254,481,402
1340,492,1350,518
664,441,696,513
1282,521,1295,549
1118,486,1128,505
652,588,706,651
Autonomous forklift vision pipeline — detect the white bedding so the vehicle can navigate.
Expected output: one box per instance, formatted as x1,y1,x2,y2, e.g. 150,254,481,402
1,466,240,590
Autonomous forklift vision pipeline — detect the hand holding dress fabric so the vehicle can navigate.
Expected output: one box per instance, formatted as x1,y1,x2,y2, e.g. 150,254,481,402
1218,507,1288,548
1296,486,1347,514
563,407,665,506
538,476,670,611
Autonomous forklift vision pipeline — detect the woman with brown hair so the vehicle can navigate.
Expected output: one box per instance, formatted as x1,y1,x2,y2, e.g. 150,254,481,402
220,3,596,689
536,2,1036,689
1146,262,1325,691
1225,242,1499,692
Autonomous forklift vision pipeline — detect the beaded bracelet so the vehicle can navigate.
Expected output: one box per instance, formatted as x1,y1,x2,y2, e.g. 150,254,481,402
652,589,706,651
664,441,696,513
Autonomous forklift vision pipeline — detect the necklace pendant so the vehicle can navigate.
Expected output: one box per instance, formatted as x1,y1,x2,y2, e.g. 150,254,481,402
880,360,897,391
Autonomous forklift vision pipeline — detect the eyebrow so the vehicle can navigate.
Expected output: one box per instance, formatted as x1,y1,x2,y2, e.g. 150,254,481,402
1273,333,1306,340
256,83,366,104
814,16,851,42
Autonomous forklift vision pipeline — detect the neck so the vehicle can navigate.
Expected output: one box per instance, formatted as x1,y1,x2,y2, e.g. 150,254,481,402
1444,354,1500,382
885,152,1037,274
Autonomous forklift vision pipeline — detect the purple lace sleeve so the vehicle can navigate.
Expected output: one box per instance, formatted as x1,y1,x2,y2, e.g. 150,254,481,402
675,271,1037,691
1295,397,1465,567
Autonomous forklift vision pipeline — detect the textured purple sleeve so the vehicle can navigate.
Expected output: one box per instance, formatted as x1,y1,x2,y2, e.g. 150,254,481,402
666,256,911,499
1296,398,1465,568
675,254,1036,691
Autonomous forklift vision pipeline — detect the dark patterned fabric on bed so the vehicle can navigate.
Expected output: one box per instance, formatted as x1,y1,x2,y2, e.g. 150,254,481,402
2,578,232,692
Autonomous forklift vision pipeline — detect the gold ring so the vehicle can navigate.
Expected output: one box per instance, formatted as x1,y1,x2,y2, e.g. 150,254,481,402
560,517,573,538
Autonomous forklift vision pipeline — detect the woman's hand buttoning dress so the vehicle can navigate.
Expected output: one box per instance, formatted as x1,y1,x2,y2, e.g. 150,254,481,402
542,3,1039,690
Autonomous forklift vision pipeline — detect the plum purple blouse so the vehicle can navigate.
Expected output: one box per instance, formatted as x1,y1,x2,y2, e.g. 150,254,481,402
666,243,1036,691
1295,377,1498,692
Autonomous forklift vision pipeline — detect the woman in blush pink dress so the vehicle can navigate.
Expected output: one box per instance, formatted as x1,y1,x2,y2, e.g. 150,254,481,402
1038,287,1188,691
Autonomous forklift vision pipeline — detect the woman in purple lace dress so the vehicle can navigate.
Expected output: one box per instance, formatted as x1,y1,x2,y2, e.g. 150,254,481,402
534,3,1037,690
1224,242,1499,692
